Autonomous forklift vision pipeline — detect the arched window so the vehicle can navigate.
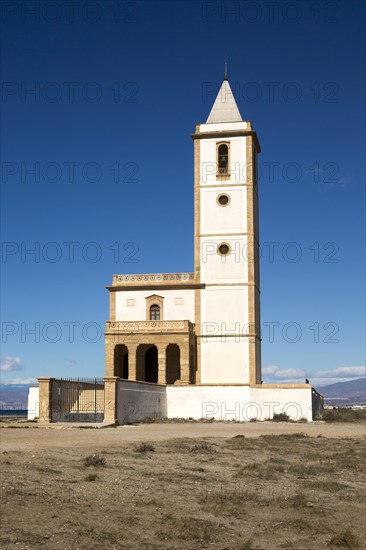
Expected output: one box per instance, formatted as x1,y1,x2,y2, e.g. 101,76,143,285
218,143,229,175
150,304,160,321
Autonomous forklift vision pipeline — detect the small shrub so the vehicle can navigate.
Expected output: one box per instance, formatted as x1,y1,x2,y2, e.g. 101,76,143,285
238,539,255,550
328,528,360,548
298,417,308,423
134,442,155,453
260,432,307,440
85,473,98,481
140,416,157,424
190,442,215,454
283,432,307,439
272,413,290,422
269,457,289,465
290,492,308,508
84,454,106,467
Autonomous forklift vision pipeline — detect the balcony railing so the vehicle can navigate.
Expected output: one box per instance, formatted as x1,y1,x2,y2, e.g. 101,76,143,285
106,320,195,333
112,273,196,286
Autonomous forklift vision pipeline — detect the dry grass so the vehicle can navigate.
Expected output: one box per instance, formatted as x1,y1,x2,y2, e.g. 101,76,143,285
83,453,106,467
1,425,365,549
134,442,155,453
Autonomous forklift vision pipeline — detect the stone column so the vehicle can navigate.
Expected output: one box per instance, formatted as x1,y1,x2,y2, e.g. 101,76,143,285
128,344,137,380
105,336,115,377
136,346,145,381
37,377,53,423
180,342,190,385
104,376,119,424
157,345,166,385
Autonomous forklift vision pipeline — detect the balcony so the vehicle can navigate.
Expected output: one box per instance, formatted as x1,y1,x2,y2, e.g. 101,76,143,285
106,320,195,334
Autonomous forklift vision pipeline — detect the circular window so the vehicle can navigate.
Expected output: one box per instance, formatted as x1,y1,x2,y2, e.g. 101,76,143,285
217,194,230,206
218,243,230,256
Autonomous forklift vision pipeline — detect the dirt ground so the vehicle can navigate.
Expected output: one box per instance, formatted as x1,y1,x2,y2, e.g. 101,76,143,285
1,421,365,549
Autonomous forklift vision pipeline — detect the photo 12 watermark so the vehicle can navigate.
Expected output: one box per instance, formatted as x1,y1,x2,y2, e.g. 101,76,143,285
201,321,340,344
202,80,340,104
1,241,140,264
201,240,340,264
1,161,139,184
201,1,340,25
1,1,140,24
1,81,139,104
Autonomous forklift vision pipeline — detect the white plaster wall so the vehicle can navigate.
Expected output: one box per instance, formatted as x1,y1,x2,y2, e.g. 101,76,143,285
117,380,167,424
167,386,313,422
201,186,247,234
200,236,248,284
200,337,250,384
249,387,313,422
201,286,249,329
27,386,39,420
115,289,195,322
200,137,247,185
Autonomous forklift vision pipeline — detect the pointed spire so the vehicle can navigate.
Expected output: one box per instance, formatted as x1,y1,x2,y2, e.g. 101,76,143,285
224,56,228,80
206,78,242,124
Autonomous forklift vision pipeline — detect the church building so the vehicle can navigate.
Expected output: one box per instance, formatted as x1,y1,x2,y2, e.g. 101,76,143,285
104,76,322,422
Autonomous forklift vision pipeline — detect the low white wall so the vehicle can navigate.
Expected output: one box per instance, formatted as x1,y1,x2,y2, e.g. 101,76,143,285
117,380,167,424
28,381,314,423
27,386,39,420
167,385,250,420
167,385,313,422
250,387,313,422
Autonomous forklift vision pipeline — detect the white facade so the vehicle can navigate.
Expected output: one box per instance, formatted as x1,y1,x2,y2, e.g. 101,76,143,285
115,289,195,322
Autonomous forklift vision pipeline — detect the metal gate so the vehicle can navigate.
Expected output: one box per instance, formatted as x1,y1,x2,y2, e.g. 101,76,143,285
51,378,104,422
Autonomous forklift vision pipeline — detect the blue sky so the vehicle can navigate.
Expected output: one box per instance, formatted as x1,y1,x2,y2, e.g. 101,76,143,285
1,0,365,387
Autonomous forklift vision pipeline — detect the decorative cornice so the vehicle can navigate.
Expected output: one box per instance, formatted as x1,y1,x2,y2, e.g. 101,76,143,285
112,272,195,285
107,272,204,291
106,320,195,334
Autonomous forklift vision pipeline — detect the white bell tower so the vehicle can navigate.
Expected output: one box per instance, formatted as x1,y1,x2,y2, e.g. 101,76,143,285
192,76,261,385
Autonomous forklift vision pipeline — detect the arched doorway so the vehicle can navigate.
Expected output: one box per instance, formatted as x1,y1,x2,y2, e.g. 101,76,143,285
145,346,158,383
114,344,128,378
166,344,180,384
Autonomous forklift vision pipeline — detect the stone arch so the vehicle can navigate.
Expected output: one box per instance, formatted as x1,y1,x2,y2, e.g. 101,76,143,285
136,344,158,383
145,345,158,383
166,344,180,384
114,344,128,378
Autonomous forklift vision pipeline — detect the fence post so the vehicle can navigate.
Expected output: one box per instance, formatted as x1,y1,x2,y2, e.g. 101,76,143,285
104,377,119,424
37,377,54,423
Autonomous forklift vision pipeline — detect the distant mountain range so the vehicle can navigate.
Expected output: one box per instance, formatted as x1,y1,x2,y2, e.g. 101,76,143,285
1,378,365,410
0,384,31,410
318,378,366,406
